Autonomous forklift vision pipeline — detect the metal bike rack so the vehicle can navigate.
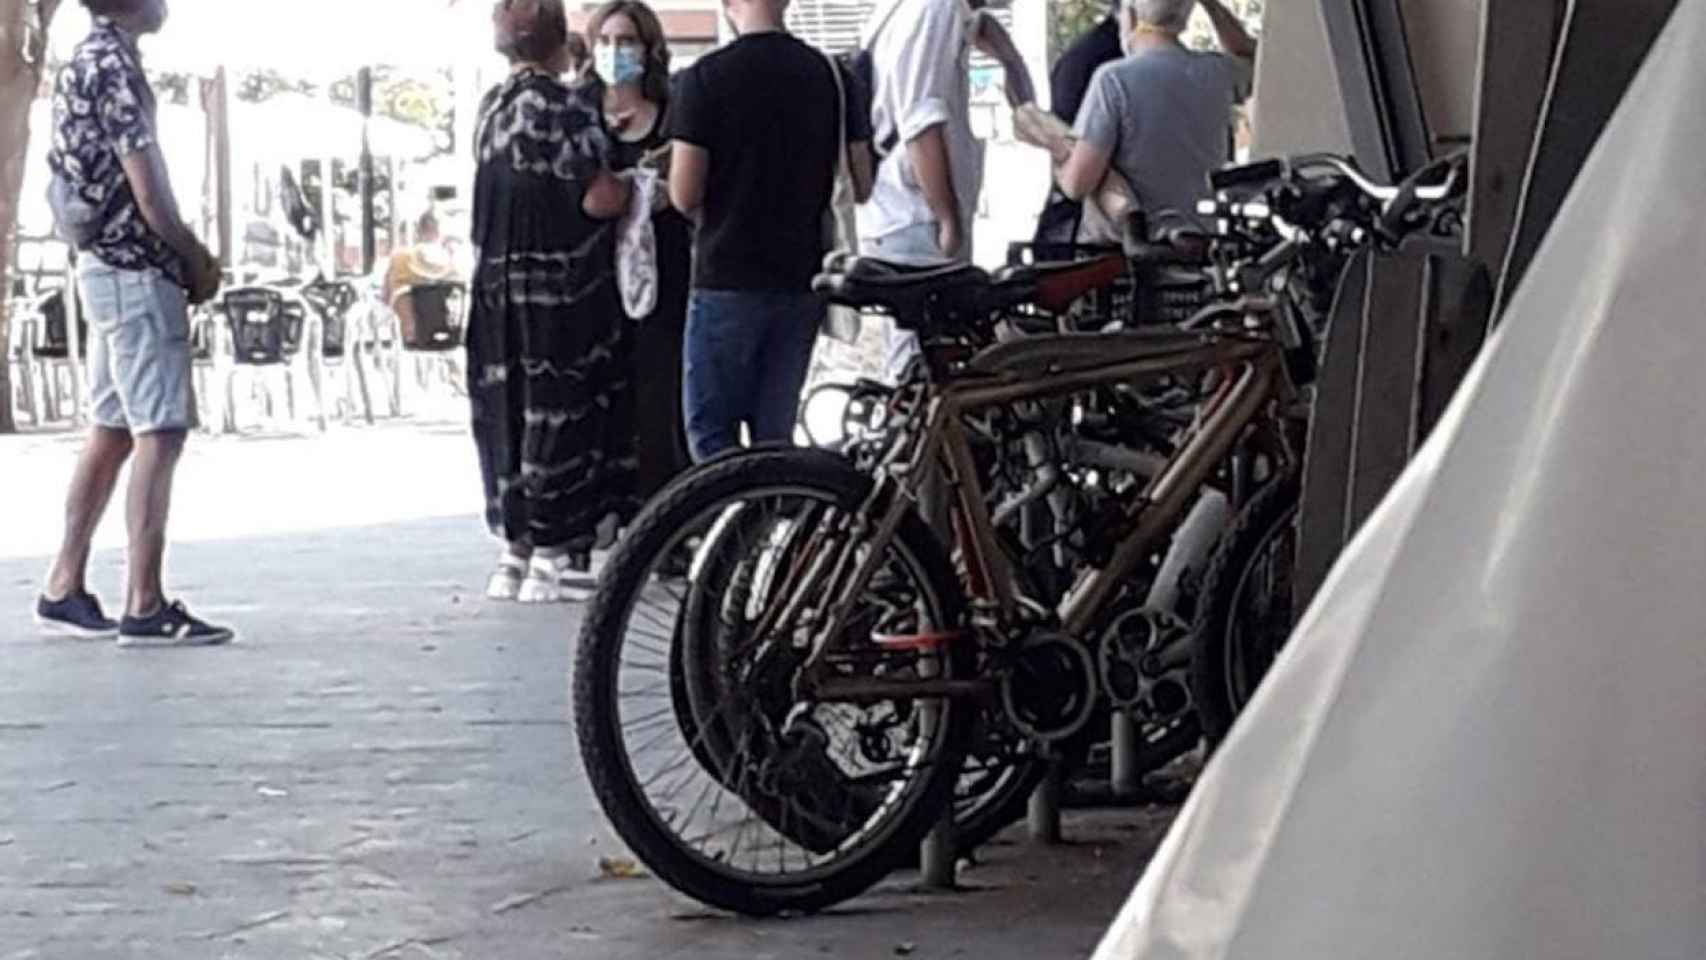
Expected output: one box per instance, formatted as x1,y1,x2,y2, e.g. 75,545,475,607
917,462,960,888
921,803,958,888
1027,765,1062,844
1110,713,1142,797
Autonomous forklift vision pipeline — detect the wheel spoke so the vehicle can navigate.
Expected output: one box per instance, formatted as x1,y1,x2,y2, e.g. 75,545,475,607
596,474,965,894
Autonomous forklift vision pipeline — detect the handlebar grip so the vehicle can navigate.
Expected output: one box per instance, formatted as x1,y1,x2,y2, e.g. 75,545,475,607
1208,158,1286,193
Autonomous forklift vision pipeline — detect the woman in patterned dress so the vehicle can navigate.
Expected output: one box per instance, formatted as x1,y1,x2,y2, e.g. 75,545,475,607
471,0,639,602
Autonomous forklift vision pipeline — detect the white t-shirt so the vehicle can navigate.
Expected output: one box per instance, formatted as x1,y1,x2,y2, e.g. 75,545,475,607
856,0,985,247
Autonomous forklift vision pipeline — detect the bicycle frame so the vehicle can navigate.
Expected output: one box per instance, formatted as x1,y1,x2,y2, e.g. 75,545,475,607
798,332,1292,704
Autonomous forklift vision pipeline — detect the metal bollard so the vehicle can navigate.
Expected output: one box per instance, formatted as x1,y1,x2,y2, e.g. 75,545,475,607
1111,710,1142,798
920,802,957,889
916,661,957,887
1028,765,1061,844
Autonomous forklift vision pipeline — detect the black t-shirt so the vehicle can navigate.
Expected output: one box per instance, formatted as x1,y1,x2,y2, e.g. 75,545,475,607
1049,16,1122,125
669,32,871,292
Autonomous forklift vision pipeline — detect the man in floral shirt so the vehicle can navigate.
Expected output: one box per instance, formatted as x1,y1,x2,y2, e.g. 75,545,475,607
35,0,233,647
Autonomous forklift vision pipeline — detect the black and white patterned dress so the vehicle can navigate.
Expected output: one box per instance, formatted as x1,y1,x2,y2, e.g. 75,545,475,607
467,69,637,551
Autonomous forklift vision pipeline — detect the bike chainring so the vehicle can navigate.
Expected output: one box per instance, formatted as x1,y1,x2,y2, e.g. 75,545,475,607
998,632,1098,743
1097,606,1195,724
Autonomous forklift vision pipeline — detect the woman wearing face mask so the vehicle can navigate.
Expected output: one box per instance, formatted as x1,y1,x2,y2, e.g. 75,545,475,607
589,0,693,507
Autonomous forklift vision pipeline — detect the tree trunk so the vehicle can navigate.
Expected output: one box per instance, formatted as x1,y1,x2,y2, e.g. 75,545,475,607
0,0,62,434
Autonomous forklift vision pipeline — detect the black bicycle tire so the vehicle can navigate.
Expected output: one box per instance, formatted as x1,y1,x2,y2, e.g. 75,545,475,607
1189,473,1302,742
951,724,1089,856
574,447,975,916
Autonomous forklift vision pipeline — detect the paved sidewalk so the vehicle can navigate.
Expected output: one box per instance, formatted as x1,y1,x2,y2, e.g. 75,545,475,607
0,425,1176,959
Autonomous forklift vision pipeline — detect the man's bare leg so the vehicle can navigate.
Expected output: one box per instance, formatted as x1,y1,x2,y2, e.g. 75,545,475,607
124,428,188,618
44,426,135,600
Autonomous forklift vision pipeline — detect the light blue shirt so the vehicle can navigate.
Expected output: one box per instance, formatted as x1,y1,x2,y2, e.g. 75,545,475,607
1073,45,1253,226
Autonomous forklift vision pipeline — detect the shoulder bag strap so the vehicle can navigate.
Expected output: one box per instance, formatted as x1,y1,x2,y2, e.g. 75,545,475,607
822,47,851,177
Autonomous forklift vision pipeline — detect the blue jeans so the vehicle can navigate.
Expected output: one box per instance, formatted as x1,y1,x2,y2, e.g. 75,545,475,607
683,290,820,462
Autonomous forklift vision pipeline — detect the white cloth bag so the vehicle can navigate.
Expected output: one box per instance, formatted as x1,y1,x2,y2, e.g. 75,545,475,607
615,167,659,321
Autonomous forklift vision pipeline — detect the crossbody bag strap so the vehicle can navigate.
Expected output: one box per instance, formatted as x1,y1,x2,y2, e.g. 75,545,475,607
864,0,906,155
822,47,851,177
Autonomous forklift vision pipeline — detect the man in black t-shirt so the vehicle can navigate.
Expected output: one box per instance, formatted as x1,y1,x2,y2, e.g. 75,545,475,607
1050,6,1123,127
668,0,872,462
1034,2,1123,244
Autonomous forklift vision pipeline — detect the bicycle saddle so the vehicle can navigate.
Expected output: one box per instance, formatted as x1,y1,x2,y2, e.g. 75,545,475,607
966,329,1210,378
819,255,986,288
813,257,991,332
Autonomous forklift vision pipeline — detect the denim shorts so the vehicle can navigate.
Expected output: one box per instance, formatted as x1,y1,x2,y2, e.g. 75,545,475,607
79,259,197,434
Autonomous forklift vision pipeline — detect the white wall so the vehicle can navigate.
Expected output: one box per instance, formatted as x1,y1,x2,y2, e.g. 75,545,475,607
1248,0,1356,159
1249,0,1484,161
1401,0,1483,144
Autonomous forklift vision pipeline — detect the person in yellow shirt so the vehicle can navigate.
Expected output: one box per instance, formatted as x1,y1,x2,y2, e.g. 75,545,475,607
382,211,462,343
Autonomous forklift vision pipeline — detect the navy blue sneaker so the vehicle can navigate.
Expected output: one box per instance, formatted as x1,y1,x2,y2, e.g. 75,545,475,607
117,600,235,648
35,591,119,639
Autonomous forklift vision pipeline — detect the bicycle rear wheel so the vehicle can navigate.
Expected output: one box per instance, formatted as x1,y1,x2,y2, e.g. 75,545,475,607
574,448,974,916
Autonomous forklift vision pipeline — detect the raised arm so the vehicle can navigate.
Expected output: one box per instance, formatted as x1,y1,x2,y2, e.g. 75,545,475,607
970,12,1037,107
1199,0,1257,61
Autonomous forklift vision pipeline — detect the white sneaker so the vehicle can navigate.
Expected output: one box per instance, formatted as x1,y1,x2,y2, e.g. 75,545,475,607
558,551,605,603
517,553,566,604
485,551,529,601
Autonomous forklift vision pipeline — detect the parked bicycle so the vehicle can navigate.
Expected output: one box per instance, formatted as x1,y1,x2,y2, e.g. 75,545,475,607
573,151,1467,915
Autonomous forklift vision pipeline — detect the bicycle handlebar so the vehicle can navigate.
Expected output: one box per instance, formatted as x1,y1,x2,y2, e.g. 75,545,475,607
1217,151,1465,206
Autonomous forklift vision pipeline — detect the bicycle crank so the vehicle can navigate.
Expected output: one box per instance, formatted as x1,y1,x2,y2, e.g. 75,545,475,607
999,633,1098,742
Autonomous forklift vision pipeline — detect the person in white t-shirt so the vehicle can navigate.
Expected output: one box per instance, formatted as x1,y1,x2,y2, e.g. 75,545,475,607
856,0,1033,381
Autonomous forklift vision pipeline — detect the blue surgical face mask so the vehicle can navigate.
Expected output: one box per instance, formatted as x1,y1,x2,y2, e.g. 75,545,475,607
596,44,646,86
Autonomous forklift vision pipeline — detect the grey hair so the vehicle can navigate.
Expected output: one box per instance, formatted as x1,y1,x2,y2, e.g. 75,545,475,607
1123,0,1193,32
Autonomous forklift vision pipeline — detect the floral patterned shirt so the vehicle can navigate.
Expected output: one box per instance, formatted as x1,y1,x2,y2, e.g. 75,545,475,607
48,17,185,283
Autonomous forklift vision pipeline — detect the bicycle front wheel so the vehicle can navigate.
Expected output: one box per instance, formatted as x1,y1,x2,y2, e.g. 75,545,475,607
574,448,974,916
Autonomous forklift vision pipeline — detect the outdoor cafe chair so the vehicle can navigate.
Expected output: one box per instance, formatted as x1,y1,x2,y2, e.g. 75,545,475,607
391,280,467,414
221,285,321,430
189,304,238,434
5,301,42,427
24,286,89,425
301,278,379,425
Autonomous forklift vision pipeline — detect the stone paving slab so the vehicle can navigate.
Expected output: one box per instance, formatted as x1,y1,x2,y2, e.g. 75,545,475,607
0,428,1176,959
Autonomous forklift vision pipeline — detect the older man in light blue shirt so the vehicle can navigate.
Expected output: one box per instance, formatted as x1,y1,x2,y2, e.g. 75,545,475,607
1056,0,1256,232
